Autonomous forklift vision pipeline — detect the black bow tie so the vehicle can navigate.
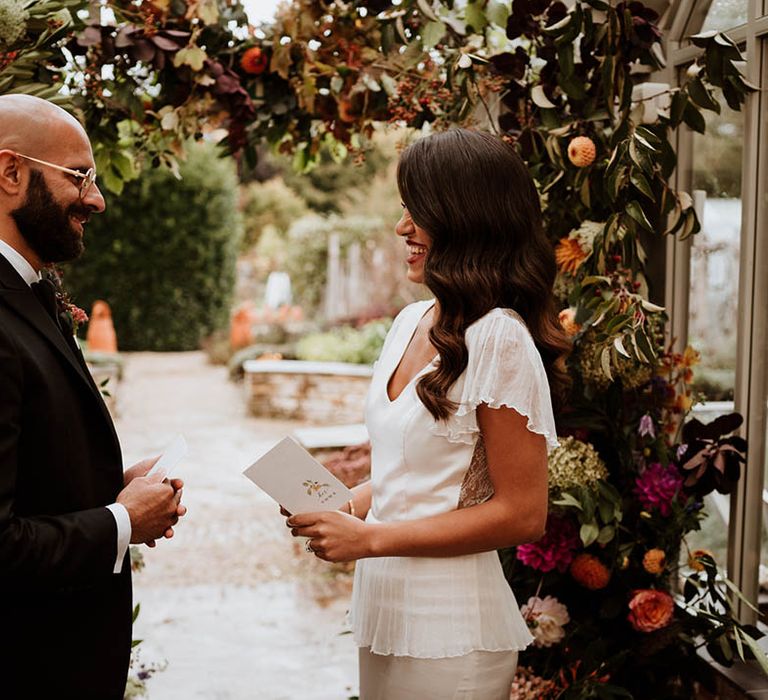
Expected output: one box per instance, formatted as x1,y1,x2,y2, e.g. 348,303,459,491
31,278,60,325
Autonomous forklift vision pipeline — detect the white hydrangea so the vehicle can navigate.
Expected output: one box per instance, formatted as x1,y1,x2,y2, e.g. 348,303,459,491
548,435,608,491
0,0,28,47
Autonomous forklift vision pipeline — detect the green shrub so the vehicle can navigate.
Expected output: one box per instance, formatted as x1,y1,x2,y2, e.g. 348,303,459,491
65,143,242,351
296,318,392,365
273,214,383,313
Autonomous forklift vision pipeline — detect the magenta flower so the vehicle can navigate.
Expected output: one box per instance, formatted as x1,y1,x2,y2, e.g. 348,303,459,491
638,414,656,439
634,462,683,516
516,515,581,573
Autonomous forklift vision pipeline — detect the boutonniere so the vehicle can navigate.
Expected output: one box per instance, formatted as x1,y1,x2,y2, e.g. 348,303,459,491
41,265,89,336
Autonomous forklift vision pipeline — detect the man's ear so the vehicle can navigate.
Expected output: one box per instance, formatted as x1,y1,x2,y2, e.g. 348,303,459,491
0,150,22,196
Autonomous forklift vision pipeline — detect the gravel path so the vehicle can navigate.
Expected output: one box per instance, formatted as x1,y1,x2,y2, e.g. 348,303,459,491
114,352,358,700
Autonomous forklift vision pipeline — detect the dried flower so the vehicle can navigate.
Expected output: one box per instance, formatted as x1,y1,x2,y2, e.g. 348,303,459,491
627,589,675,632
578,328,653,390
510,666,558,700
555,237,588,275
568,136,597,167
0,0,28,47
521,595,570,648
634,462,683,516
548,436,608,492
570,553,611,590
516,515,581,573
240,46,268,75
642,548,666,575
688,548,715,572
638,413,656,439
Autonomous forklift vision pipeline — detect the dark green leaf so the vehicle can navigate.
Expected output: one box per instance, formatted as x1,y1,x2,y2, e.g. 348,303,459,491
669,91,688,127
626,200,653,231
723,75,745,111
557,43,575,77
630,169,654,200
682,102,706,133
688,76,720,112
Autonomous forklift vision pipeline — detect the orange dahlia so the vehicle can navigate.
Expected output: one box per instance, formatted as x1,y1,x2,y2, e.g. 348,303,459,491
570,553,611,590
567,136,597,167
555,237,588,275
628,589,674,632
642,548,666,575
240,46,268,75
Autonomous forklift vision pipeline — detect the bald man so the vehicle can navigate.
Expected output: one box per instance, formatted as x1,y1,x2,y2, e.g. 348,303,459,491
0,95,186,699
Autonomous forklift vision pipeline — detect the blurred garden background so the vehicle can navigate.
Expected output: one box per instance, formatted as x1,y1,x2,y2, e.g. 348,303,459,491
4,0,768,698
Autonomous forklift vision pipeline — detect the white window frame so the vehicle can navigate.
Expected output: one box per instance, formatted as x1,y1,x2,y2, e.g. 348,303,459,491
663,0,768,622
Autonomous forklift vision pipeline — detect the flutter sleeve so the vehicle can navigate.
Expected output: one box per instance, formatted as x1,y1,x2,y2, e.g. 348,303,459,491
430,309,559,452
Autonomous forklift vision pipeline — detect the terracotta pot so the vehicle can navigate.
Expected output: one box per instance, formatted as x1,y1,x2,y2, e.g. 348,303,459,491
86,300,118,353
230,305,254,350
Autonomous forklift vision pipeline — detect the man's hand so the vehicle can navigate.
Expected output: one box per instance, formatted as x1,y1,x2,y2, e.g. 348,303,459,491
123,456,160,486
116,475,187,545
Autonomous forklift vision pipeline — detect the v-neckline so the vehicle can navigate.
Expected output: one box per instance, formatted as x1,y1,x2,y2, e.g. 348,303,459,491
385,300,438,403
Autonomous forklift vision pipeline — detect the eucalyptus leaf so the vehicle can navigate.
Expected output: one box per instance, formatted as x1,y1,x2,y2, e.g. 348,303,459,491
553,492,584,510
421,20,446,49
464,2,487,32
580,521,600,547
740,631,768,676
613,336,631,358
626,200,654,232
688,77,720,112
416,0,439,22
600,346,613,381
683,102,706,133
630,169,654,200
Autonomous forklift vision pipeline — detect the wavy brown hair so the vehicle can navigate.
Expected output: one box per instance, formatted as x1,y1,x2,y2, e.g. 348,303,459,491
397,128,570,421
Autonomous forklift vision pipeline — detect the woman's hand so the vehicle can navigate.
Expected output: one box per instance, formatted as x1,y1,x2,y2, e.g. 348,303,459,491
286,510,375,563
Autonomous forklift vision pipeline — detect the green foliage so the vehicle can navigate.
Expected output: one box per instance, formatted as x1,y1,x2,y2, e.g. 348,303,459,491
277,214,384,313
65,142,242,351
240,178,308,250
296,319,392,365
279,145,391,214
0,0,82,102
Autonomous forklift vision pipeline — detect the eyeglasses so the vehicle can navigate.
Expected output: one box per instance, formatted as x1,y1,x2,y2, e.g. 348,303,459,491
15,152,97,200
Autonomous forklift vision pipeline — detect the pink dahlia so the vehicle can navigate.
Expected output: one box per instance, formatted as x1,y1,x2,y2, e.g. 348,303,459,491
516,515,581,573
634,462,683,516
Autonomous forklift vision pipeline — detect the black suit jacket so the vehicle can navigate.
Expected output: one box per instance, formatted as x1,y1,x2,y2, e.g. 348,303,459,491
0,254,132,699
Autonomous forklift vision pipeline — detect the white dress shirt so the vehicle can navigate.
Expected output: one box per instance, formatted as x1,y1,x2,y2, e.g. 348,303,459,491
0,238,131,573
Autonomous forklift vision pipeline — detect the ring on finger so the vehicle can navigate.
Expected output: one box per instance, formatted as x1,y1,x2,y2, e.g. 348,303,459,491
305,539,314,553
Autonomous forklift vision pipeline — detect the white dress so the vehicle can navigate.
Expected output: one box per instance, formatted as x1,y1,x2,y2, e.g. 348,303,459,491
350,300,559,670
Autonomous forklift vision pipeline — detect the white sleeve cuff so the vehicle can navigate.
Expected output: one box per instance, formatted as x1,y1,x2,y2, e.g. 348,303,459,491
106,503,132,574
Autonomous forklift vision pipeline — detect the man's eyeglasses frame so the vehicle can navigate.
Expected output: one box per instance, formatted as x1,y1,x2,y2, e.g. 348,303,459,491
14,152,97,200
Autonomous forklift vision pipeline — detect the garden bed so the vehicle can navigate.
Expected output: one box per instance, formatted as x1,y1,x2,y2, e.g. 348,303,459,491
243,359,373,423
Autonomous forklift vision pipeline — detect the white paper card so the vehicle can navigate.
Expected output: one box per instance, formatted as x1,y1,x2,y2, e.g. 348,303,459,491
242,437,352,514
147,434,187,481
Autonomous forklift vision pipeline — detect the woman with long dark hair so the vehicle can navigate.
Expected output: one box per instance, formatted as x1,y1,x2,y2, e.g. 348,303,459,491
286,128,569,698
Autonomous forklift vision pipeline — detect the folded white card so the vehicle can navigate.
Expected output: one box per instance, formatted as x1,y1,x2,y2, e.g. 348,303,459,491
147,434,187,481
243,437,353,514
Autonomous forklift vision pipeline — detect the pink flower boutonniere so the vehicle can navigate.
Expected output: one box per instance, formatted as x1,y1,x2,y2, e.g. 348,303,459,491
42,265,89,336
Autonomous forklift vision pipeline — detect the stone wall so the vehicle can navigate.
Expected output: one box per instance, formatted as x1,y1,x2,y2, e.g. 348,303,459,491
244,359,373,423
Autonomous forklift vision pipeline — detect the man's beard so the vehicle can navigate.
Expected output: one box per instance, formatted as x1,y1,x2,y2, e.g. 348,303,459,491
11,169,88,263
